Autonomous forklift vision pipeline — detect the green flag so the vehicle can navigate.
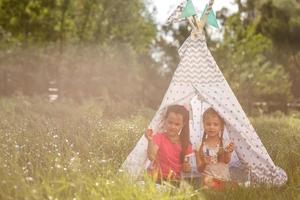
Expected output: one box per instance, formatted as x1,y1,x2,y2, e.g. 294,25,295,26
200,4,219,28
181,0,197,18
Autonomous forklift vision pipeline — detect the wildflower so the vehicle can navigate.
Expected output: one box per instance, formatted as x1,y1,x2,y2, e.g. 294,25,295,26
25,177,34,182
70,157,75,162
100,159,107,164
55,164,62,169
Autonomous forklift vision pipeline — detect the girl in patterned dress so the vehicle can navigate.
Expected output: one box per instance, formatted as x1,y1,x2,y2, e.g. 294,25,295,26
194,107,235,189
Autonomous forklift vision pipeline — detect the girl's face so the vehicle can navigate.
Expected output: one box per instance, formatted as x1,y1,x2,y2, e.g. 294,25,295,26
164,112,184,138
203,114,223,138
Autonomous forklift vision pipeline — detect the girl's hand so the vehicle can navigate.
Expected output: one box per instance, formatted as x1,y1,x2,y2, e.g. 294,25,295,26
182,161,192,173
145,128,154,141
225,142,235,153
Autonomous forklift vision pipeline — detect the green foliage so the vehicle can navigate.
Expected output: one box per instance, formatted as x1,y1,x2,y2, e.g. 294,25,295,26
257,0,300,50
0,98,299,199
0,0,161,109
255,0,300,97
215,28,292,105
0,0,156,51
212,25,291,114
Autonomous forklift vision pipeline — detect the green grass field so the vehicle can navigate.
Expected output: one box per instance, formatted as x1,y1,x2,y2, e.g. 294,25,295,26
0,97,299,200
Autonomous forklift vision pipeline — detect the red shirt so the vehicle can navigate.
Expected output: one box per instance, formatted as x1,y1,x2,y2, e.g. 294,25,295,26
148,132,193,179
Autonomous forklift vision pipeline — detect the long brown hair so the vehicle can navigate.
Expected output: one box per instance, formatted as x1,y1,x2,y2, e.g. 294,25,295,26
201,107,225,160
165,105,190,163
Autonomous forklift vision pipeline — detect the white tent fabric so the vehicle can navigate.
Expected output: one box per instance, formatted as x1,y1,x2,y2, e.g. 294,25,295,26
121,34,287,186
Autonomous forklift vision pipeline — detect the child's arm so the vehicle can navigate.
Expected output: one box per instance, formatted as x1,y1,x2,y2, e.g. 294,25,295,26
145,129,158,161
194,145,206,172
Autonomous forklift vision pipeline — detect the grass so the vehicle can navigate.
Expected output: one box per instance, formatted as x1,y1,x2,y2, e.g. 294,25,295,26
0,97,299,200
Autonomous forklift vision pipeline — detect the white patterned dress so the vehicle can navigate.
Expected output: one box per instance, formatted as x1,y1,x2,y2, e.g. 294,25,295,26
201,140,231,181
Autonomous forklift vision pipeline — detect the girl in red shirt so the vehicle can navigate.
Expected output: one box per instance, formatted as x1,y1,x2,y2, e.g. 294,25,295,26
145,105,193,183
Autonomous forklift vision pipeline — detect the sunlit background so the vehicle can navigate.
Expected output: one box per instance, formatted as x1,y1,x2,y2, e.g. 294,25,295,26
0,0,300,199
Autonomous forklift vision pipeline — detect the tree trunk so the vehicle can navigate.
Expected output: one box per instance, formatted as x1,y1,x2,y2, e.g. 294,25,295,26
78,0,95,42
1,68,8,96
57,0,71,98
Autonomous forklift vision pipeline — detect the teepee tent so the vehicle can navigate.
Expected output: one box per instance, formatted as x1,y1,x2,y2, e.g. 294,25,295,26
122,0,287,186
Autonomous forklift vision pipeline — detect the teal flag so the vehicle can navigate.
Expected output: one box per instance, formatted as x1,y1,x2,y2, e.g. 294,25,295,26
200,4,219,28
181,0,197,18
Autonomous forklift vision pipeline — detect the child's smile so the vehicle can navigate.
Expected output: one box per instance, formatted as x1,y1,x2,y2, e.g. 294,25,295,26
204,115,223,138
164,112,184,138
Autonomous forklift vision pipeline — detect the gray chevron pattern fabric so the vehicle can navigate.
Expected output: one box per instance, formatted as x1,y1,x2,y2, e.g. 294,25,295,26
173,36,224,84
167,0,186,24
122,33,287,186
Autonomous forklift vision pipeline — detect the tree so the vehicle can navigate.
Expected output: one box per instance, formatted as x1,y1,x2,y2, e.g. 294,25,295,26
256,0,300,98
0,0,158,102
